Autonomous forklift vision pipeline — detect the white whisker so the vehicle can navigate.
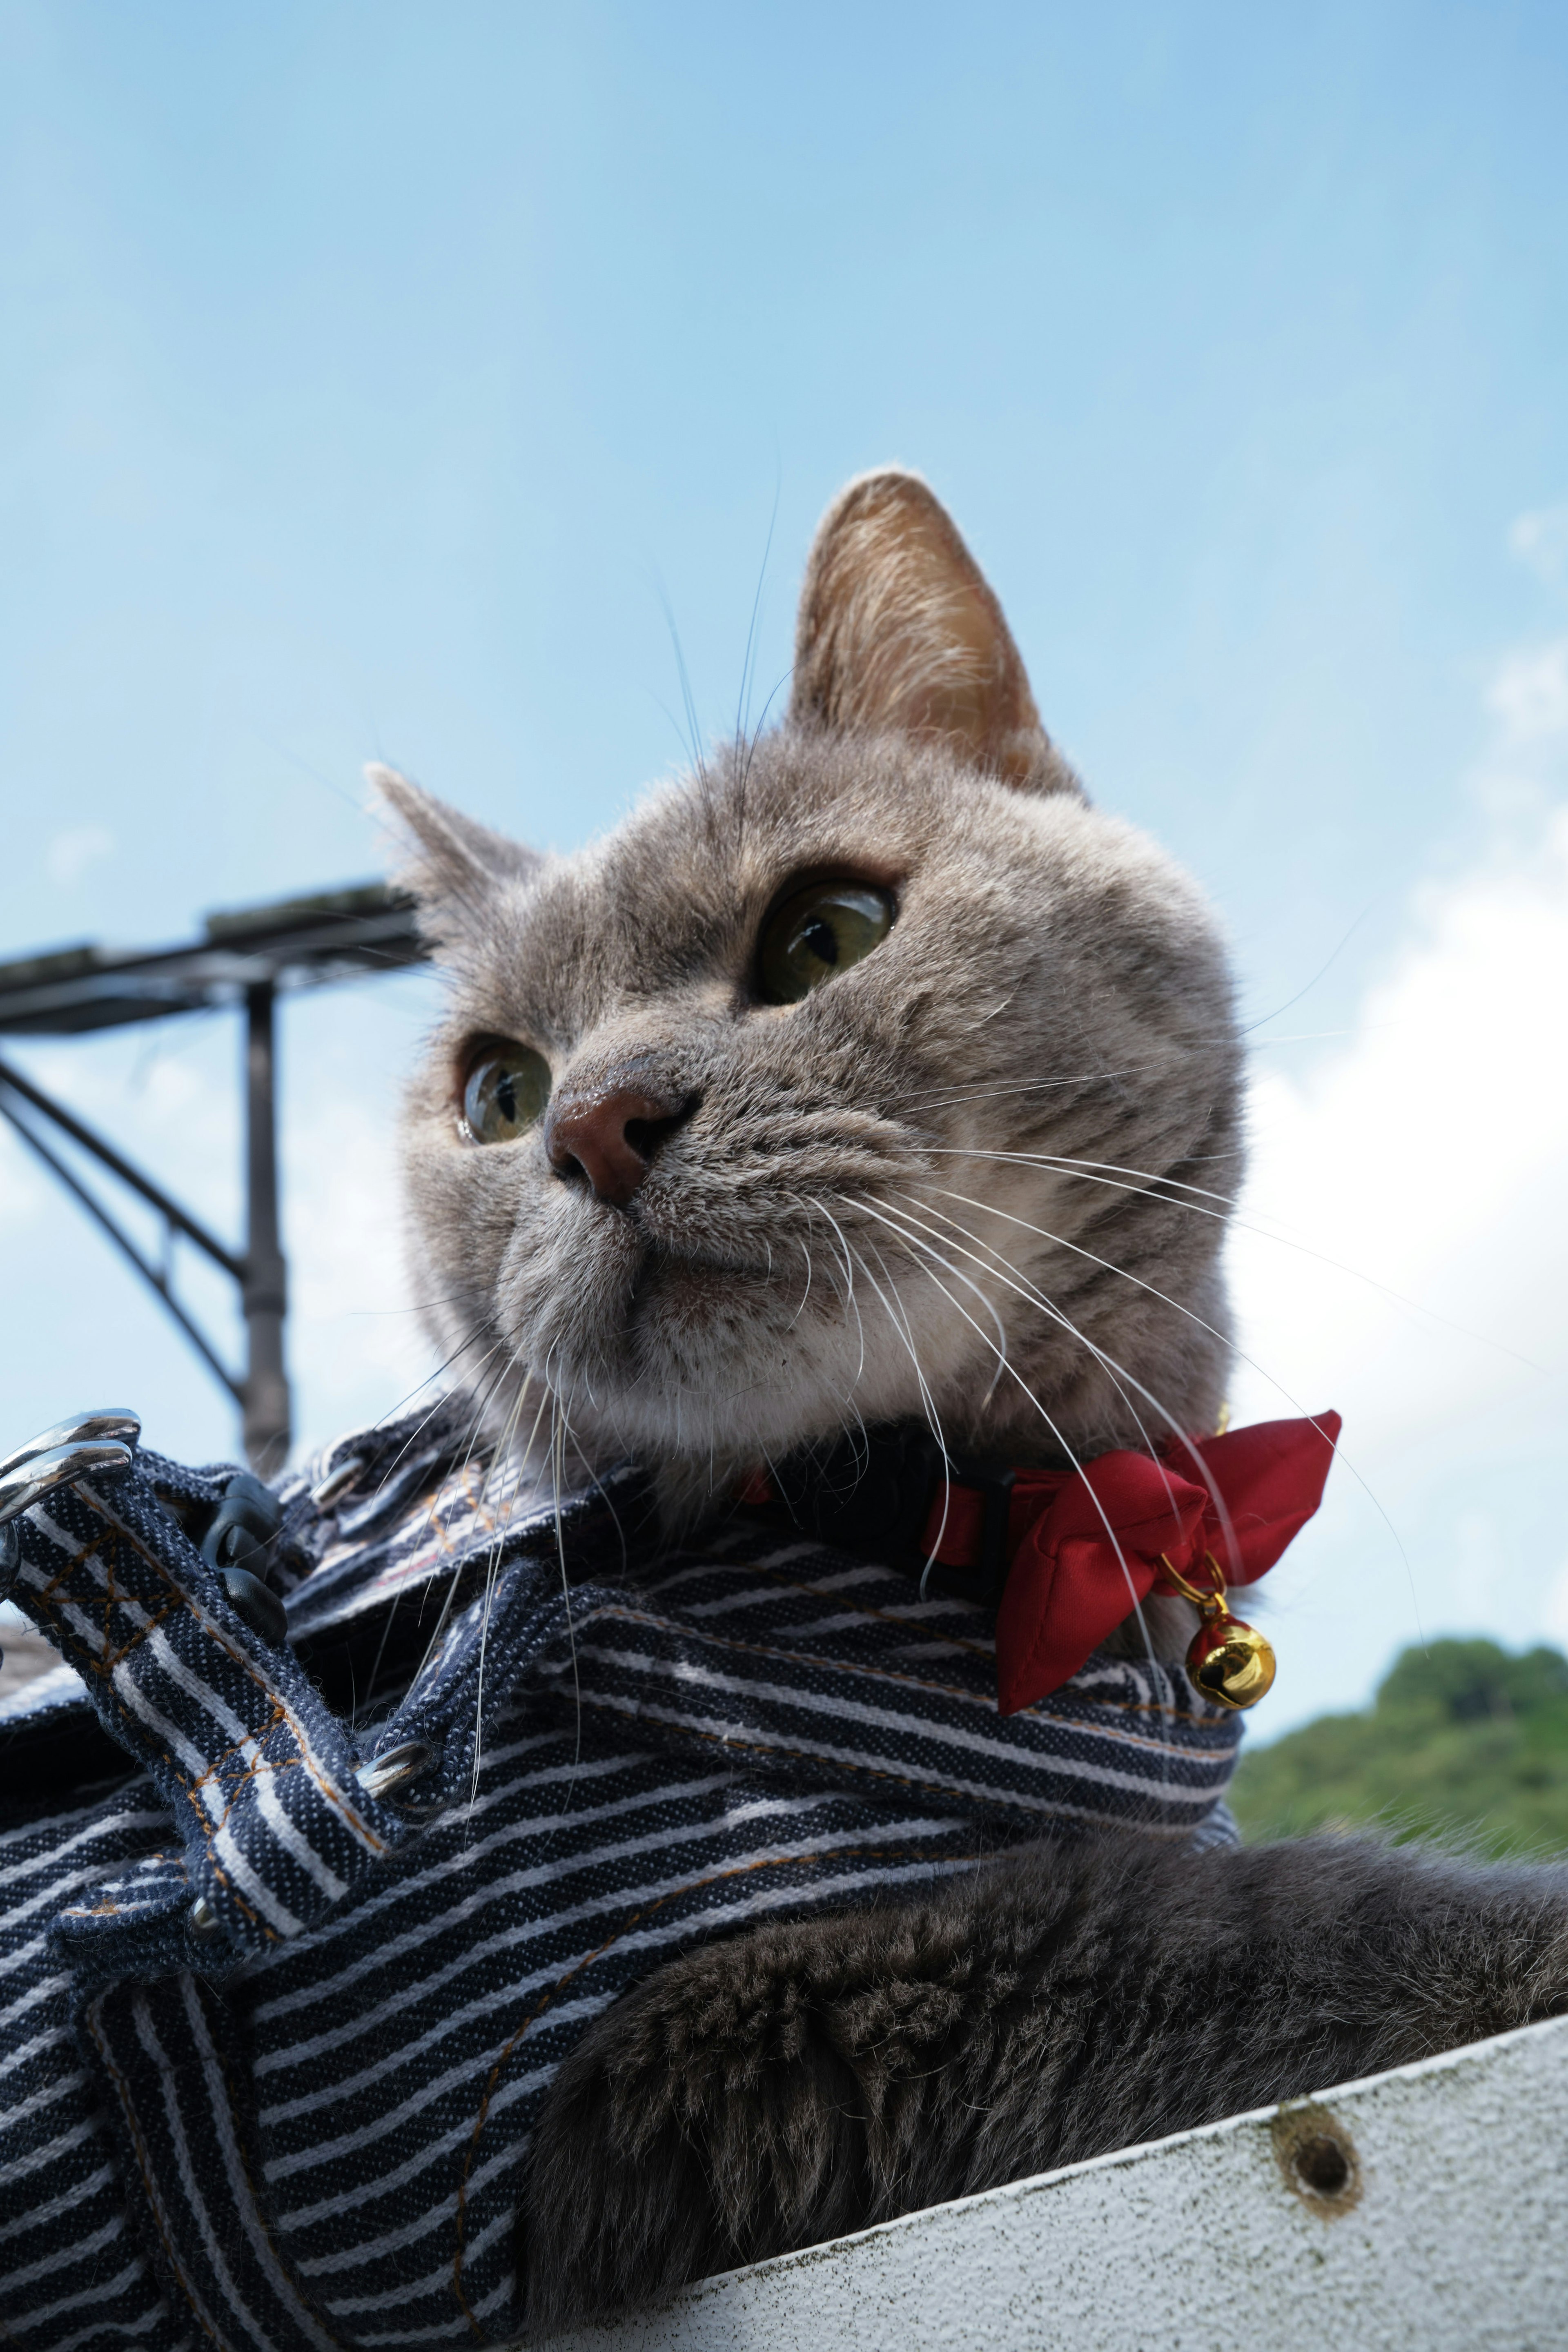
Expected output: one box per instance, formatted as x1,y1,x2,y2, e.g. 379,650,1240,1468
549,1385,584,1777
801,1195,867,1385
787,1237,815,1329
930,1147,1538,1371
893,1187,1423,1646
879,1192,1235,1575
849,1197,1158,1668
467,1371,543,1807
848,1237,955,1588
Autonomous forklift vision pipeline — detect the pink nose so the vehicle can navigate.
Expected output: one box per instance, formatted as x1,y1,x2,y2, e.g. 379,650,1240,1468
544,1083,690,1207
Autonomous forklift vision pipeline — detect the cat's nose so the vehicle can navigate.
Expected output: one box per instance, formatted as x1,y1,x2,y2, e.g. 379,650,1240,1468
544,1081,693,1208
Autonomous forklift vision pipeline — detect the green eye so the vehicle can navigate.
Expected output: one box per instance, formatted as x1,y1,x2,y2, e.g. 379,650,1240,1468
461,1042,552,1143
756,880,895,1005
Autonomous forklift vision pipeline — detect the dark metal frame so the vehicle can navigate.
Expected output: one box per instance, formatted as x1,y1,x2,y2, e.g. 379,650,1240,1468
0,884,428,1471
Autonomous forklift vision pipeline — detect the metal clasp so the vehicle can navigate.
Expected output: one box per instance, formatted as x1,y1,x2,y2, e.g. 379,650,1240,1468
0,1410,140,1528
356,1740,439,1808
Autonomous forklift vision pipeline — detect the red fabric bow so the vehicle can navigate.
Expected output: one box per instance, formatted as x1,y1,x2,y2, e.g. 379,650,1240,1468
922,1412,1340,1716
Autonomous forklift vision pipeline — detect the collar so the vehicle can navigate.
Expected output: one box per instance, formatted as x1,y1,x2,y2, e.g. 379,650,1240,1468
741,1410,1341,1716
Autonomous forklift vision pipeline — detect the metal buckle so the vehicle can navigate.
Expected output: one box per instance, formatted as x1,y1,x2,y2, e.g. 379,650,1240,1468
309,1454,366,1512
0,1410,140,1487
356,1739,441,1813
0,1410,140,1529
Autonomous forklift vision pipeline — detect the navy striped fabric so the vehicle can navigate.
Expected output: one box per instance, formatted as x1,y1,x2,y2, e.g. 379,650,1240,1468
0,1409,1242,2350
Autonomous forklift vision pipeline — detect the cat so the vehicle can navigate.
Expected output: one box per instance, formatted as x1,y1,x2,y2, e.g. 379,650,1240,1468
376,470,1568,2332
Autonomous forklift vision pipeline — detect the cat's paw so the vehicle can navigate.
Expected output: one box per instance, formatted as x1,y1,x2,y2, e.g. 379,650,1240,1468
518,1916,886,2333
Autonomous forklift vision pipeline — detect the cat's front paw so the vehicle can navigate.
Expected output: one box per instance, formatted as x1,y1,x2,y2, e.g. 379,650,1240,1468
517,1926,869,2332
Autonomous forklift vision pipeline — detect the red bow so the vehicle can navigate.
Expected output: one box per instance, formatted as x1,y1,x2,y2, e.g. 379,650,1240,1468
920,1412,1341,1715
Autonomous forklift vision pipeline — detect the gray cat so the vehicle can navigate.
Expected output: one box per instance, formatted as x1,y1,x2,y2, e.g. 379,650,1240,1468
378,471,1568,2331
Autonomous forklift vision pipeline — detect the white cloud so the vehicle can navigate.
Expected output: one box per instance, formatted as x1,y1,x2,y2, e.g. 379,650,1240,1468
1486,639,1568,745
1232,795,1568,1440
1228,633,1568,1732
281,1050,437,1450
45,824,115,888
1510,502,1568,588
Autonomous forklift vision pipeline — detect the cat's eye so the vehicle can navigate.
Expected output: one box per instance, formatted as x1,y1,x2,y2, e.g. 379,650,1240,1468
460,1043,552,1143
756,880,895,1004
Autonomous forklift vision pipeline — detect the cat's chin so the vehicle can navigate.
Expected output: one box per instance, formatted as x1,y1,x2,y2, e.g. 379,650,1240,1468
494,1238,1140,1479
514,1265,937,1476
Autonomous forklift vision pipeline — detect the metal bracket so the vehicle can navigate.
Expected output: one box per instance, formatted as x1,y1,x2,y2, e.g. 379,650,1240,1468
0,883,428,1470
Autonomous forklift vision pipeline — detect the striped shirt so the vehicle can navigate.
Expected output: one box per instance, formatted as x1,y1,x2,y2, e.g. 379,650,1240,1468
0,1406,1242,2350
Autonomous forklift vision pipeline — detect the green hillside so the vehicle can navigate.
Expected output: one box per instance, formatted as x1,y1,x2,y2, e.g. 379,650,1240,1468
1230,1638,1568,1858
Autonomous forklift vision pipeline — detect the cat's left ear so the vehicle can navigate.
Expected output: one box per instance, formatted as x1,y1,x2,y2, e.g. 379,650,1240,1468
368,764,544,942
791,470,1080,796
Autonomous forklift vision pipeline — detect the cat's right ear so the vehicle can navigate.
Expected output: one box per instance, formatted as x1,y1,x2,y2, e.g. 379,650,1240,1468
368,764,544,945
791,470,1081,797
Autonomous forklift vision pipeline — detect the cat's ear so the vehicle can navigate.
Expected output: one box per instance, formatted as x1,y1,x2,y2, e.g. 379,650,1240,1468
368,764,544,942
791,470,1079,795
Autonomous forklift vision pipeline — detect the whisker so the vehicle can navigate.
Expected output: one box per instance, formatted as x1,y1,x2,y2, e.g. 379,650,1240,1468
347,1336,505,1727
734,469,780,753
849,1238,956,1587
549,1384,584,1779
787,1236,815,1329
862,1194,1165,1452
896,1032,1354,1117
406,1352,538,1726
849,1199,1157,1668
902,1184,1423,1645
864,1198,1012,1409
800,1196,867,1385
927,1146,1237,1212
879,1192,1237,1575
1023,1151,1245,1208
467,1372,542,1807
357,1325,506,1503
931,1147,1539,1373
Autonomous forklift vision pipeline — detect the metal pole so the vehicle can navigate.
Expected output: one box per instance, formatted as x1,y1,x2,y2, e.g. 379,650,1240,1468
242,982,291,1472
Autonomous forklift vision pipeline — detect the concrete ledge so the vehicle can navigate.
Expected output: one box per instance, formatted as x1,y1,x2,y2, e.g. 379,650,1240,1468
546,2012,1568,2350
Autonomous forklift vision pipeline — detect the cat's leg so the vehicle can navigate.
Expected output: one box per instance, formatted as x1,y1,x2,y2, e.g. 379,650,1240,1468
519,1834,1568,2333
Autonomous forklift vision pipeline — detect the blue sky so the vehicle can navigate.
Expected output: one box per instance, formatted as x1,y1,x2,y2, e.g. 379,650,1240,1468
2,0,1566,1733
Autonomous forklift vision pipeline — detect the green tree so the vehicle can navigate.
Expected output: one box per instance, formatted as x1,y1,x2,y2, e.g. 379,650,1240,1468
1230,1638,1568,1858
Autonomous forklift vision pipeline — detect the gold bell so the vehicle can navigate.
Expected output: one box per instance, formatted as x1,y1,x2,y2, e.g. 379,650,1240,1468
1160,1553,1277,1711
1186,1608,1276,1709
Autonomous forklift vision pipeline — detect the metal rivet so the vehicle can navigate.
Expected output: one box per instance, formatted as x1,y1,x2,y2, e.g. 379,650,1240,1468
310,1456,367,1511
356,1740,437,1802
189,1895,221,1938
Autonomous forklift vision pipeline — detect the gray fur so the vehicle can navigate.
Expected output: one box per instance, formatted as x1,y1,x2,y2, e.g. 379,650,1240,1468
521,1837,1568,2334
383,470,1564,2328
388,475,1240,1507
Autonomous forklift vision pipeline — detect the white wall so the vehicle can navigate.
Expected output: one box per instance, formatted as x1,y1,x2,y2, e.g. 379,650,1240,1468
548,2013,1568,2351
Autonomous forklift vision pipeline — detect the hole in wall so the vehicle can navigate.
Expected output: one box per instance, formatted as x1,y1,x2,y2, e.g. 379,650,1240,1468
1271,2105,1362,2217
1293,2133,1350,2197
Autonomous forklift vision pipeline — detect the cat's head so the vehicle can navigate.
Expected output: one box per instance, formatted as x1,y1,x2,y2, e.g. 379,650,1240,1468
384,471,1241,1501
